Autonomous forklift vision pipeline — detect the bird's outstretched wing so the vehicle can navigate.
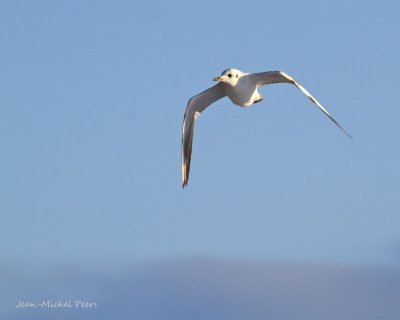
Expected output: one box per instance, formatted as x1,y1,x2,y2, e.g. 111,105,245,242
250,71,352,139
182,83,226,188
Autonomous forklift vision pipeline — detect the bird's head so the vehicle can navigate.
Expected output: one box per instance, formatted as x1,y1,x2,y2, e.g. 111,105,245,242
213,68,244,86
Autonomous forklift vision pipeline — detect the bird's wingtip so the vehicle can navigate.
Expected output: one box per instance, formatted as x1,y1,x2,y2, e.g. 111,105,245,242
340,127,354,140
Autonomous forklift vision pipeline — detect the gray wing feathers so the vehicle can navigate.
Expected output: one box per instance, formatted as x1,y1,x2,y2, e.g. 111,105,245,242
250,71,352,139
181,83,226,188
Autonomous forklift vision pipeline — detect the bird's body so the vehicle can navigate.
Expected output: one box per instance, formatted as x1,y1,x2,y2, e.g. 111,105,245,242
218,70,262,107
181,68,351,188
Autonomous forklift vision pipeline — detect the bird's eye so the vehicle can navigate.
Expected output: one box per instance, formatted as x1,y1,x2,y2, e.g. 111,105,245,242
236,74,238,78
228,74,232,78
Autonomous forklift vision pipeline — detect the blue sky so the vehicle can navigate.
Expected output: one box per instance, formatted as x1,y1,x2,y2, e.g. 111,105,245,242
1,0,400,318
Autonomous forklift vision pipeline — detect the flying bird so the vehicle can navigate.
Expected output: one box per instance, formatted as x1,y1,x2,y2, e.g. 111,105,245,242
181,68,352,188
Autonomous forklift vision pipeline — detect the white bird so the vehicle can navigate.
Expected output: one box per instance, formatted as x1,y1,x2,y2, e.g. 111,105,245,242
181,68,352,188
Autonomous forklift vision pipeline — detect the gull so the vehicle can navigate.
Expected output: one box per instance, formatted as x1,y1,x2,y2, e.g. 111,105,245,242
181,68,352,188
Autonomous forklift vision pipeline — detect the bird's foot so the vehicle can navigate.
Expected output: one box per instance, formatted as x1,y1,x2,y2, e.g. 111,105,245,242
254,96,264,104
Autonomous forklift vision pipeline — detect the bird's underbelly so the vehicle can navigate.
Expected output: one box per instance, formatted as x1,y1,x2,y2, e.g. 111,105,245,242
224,84,260,107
